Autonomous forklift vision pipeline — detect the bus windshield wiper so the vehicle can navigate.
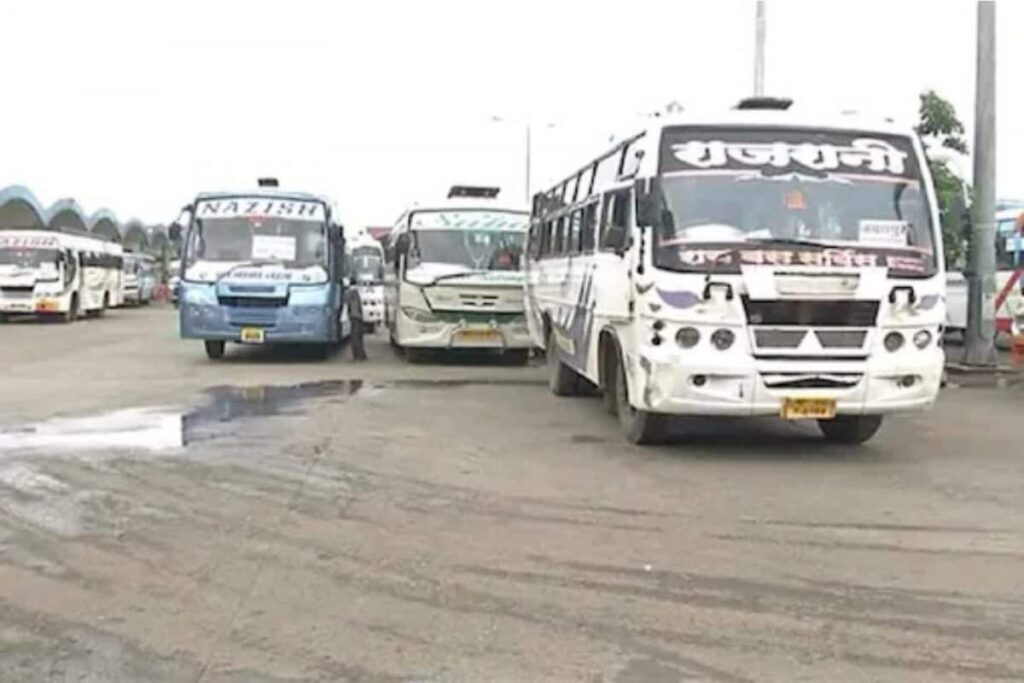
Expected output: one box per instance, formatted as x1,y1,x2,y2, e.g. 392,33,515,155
428,269,492,285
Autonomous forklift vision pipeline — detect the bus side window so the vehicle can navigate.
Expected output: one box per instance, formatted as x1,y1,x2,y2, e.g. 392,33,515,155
600,189,631,251
581,202,598,253
554,216,566,255
569,209,585,254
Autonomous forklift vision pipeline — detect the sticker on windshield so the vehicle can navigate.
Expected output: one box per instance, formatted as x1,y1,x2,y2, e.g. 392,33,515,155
859,220,909,248
252,235,297,262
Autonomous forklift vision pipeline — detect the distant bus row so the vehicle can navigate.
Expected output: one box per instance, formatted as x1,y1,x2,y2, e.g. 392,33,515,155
0,230,158,321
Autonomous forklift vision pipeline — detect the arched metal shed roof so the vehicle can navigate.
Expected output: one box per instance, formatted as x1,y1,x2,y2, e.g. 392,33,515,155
0,185,48,230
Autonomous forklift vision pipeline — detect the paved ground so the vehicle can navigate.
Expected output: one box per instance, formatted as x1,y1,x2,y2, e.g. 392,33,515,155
1,306,1023,682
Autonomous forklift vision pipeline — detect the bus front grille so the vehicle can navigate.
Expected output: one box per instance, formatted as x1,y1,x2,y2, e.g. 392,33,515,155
218,296,288,308
743,298,879,327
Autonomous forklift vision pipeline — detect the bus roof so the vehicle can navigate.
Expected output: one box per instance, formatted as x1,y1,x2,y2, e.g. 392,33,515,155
194,188,331,204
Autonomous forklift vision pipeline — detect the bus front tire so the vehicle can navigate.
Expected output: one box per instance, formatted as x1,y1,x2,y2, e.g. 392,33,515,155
818,415,883,445
615,353,665,445
547,332,580,396
204,340,226,360
62,295,79,323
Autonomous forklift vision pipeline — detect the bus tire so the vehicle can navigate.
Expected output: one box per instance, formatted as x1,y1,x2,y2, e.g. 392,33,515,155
204,340,226,360
818,415,883,445
601,340,620,415
546,330,579,396
63,295,79,323
615,352,665,445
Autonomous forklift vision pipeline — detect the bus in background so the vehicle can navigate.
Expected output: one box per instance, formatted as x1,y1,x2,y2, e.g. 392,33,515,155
385,185,531,364
122,252,157,306
168,257,181,305
170,180,350,360
526,98,945,445
0,230,123,321
946,208,1024,339
347,230,385,332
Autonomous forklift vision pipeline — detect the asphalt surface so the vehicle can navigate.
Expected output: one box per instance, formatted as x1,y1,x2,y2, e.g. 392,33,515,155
1,305,1023,682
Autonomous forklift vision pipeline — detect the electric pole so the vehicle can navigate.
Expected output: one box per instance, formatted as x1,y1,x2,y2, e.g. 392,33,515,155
965,0,997,366
754,0,766,96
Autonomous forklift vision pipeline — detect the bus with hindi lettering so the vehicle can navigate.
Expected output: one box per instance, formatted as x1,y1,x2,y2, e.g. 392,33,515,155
384,185,531,363
524,98,945,445
169,181,350,360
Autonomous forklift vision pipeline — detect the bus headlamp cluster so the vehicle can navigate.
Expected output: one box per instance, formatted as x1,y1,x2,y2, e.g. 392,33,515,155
673,327,735,351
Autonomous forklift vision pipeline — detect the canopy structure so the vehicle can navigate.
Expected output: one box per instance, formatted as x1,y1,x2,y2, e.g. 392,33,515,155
123,222,149,251
0,185,48,231
88,209,122,242
46,198,90,235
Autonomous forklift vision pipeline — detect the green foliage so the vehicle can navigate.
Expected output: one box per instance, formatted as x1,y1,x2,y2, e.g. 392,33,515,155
916,90,970,268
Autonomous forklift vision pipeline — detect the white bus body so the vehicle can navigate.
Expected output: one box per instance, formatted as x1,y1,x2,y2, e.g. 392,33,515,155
0,230,124,320
525,104,945,444
347,231,385,330
385,192,531,361
123,252,157,305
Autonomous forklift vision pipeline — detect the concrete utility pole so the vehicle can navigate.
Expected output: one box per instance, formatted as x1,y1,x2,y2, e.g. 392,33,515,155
754,0,766,96
965,0,997,366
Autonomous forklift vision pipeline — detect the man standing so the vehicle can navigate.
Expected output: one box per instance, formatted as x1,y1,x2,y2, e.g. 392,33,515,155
345,284,367,361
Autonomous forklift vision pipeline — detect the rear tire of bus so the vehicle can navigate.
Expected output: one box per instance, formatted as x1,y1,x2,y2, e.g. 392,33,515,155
546,331,580,396
204,340,226,360
615,353,665,445
818,415,883,445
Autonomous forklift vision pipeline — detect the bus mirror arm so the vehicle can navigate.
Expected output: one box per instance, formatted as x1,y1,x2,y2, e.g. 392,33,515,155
888,286,917,305
634,177,663,229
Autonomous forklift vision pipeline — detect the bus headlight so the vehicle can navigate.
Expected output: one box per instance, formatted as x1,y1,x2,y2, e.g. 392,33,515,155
401,306,439,323
913,330,932,349
884,331,905,352
710,328,735,351
676,327,700,349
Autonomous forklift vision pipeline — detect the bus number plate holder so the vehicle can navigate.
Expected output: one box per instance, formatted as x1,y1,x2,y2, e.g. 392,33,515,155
240,327,265,344
781,398,837,420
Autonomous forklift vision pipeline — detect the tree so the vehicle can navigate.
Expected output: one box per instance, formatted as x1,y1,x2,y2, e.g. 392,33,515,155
915,90,970,268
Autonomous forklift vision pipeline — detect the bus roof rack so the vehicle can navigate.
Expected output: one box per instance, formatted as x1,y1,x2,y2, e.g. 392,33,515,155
257,177,280,188
448,185,500,199
735,96,793,111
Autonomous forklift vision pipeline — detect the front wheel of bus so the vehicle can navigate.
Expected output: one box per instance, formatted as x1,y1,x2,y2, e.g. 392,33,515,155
615,354,665,445
62,295,79,323
818,415,883,445
204,340,226,360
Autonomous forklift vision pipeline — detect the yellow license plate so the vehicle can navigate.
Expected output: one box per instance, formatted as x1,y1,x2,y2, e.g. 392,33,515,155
781,398,837,420
240,327,265,344
455,329,500,342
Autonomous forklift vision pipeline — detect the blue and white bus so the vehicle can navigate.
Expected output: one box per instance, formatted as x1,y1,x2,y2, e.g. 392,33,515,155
170,184,349,360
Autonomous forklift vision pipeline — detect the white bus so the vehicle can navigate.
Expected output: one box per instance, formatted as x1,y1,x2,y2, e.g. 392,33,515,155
0,230,124,321
526,99,946,445
385,186,531,363
122,251,157,306
347,231,385,332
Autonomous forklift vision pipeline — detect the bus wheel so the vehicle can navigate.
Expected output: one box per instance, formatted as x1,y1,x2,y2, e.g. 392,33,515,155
63,295,79,323
204,340,226,360
546,331,580,396
615,354,665,445
818,415,883,445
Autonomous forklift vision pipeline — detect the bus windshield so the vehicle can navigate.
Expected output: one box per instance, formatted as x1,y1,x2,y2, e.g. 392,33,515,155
352,247,384,282
655,126,937,275
186,198,329,269
412,230,525,271
0,248,60,268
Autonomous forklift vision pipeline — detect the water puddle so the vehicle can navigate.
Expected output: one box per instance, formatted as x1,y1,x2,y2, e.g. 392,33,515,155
0,378,541,454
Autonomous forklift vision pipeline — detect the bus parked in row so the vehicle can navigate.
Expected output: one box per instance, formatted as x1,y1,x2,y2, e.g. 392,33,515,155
525,98,945,445
347,230,385,332
0,230,124,321
169,180,350,360
385,186,531,363
122,251,157,306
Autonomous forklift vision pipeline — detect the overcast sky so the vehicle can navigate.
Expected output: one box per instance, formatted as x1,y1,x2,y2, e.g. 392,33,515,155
1,0,1019,228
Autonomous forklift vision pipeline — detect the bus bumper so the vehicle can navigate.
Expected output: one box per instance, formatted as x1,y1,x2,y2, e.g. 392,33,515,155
630,348,945,417
179,302,335,343
395,309,533,350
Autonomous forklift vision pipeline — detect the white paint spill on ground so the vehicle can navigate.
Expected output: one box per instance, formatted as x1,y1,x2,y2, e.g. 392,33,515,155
0,407,184,454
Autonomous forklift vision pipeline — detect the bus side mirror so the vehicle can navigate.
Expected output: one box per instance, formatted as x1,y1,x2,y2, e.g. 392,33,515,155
168,223,183,242
635,177,663,229
395,233,410,256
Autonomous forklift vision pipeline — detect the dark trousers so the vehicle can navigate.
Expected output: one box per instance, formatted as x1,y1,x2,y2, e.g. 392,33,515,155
350,321,367,361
